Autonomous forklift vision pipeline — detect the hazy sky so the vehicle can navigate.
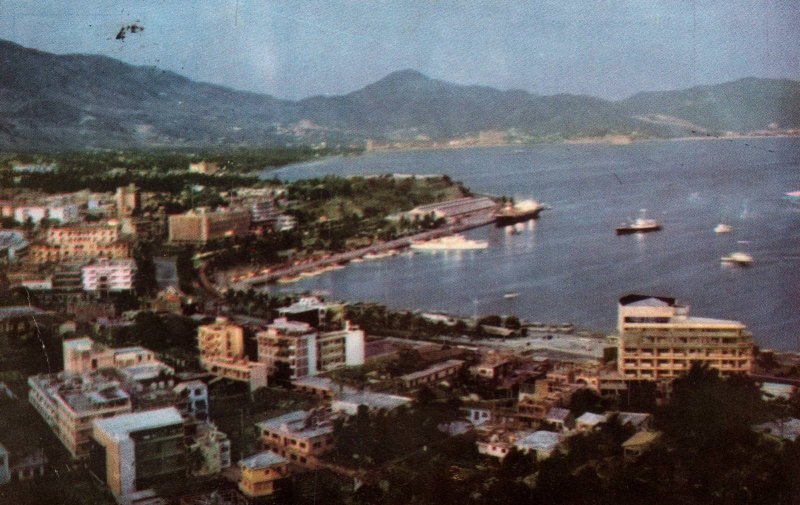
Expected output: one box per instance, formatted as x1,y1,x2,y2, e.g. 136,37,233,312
1,1,798,100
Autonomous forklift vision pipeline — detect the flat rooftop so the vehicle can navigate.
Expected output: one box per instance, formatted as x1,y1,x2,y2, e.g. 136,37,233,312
93,407,183,440
239,450,287,469
256,410,333,440
400,359,465,382
336,391,412,411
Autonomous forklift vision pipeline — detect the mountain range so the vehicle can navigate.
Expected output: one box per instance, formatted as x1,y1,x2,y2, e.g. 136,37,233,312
1,39,799,150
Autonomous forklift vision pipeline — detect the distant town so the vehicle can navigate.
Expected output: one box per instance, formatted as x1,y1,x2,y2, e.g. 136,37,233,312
0,151,798,505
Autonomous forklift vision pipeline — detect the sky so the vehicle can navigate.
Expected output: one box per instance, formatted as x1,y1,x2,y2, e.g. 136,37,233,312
1,0,798,101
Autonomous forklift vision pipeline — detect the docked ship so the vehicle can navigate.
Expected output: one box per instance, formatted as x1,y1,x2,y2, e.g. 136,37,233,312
721,252,753,265
411,234,489,251
616,211,662,235
495,199,545,226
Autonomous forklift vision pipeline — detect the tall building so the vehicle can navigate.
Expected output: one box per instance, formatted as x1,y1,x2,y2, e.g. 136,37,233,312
91,407,185,501
81,258,136,292
257,319,318,380
115,184,141,217
168,208,250,244
616,294,753,381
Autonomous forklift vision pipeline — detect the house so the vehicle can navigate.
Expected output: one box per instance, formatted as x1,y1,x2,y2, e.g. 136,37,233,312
188,423,231,477
464,406,492,426
622,431,661,461
576,412,608,432
616,412,653,431
238,451,289,498
515,431,562,460
545,407,575,432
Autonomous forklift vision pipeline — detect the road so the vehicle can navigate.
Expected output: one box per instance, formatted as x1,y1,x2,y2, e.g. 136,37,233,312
226,212,497,291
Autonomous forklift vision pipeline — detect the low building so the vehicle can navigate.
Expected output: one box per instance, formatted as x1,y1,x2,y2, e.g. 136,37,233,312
464,406,493,427
616,412,653,432
63,338,171,379
515,431,562,460
28,372,133,459
13,202,79,225
91,408,186,502
0,305,48,350
168,207,250,244
406,196,499,224
399,359,465,389
172,381,209,419
622,431,661,461
291,376,354,399
238,451,289,498
471,355,514,381
8,449,47,482
331,391,412,415
81,258,137,292
256,409,335,466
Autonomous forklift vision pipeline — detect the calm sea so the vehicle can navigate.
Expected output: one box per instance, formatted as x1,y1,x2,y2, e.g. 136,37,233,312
261,138,800,350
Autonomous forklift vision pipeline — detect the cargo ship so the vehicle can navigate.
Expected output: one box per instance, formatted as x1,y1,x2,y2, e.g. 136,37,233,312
495,200,545,226
616,210,661,235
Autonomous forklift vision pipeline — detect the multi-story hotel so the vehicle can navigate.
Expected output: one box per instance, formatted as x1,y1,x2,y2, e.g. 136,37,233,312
167,207,250,244
28,372,133,459
256,409,335,466
91,407,186,501
81,258,136,292
28,224,130,264
616,294,753,381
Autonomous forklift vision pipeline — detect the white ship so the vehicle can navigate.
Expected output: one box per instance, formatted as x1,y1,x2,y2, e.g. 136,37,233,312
411,234,489,251
714,224,733,233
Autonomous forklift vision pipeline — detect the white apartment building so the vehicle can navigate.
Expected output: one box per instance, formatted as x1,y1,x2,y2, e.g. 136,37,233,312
257,318,318,380
616,294,753,381
28,372,133,459
81,258,136,292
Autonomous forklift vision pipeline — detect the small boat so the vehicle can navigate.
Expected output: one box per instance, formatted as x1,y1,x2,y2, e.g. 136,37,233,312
503,292,520,299
784,191,800,202
721,252,753,265
616,210,661,235
714,224,733,234
411,234,489,251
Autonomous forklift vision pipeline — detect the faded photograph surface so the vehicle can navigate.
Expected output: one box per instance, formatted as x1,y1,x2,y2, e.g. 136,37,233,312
0,2,798,504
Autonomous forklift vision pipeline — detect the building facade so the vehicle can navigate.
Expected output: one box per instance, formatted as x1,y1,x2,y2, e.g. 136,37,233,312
29,224,130,264
168,208,250,244
257,319,318,380
616,294,753,381
238,451,289,498
81,258,136,292
256,409,334,467
197,319,268,391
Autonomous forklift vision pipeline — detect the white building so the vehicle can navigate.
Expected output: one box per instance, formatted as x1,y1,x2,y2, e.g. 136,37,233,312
515,431,562,460
13,203,79,225
331,391,412,416
92,407,185,501
81,258,136,292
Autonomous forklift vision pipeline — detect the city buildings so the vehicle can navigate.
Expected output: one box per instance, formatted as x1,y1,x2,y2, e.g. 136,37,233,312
197,319,267,391
28,372,133,459
62,337,170,378
91,407,186,502
81,258,137,292
256,409,335,466
257,318,318,380
168,207,250,244
616,294,753,381
237,451,289,498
